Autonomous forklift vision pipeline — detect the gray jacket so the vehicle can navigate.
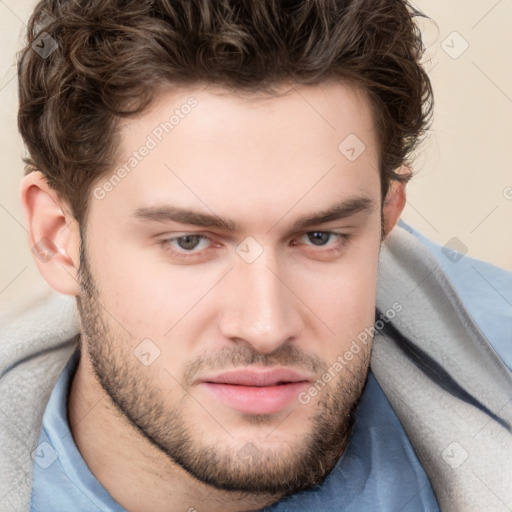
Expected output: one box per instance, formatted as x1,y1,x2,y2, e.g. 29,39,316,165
1,226,511,511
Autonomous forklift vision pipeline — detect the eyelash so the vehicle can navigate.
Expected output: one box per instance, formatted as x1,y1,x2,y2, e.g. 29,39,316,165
157,231,351,260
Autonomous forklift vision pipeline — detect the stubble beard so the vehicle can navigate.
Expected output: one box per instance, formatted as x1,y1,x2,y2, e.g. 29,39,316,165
75,248,370,502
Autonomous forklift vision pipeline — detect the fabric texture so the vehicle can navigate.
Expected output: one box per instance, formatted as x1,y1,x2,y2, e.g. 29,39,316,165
0,289,78,512
372,222,512,511
29,350,131,512
1,222,510,511
30,343,440,512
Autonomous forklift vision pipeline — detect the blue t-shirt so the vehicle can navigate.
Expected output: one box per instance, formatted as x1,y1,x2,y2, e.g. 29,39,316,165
30,222,512,511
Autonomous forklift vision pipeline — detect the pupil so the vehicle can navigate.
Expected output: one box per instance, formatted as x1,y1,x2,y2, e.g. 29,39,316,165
308,232,329,246
179,235,200,250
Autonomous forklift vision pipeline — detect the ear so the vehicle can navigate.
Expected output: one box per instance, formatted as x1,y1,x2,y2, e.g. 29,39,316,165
382,174,407,240
19,171,81,296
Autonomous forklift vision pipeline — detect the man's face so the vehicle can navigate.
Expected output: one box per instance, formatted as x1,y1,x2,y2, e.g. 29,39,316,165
77,81,383,498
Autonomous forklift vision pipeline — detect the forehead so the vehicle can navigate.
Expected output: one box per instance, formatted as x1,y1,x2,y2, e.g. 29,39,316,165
90,81,381,230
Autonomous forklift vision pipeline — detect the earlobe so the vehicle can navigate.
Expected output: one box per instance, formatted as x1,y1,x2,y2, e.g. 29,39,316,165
382,175,407,240
19,171,81,296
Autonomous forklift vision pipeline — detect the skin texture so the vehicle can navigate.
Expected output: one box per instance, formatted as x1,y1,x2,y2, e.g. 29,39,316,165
21,81,406,512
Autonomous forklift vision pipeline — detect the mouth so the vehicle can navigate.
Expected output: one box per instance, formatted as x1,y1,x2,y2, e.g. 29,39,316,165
197,368,312,415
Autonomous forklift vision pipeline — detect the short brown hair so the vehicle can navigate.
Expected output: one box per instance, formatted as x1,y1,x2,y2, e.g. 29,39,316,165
18,0,433,225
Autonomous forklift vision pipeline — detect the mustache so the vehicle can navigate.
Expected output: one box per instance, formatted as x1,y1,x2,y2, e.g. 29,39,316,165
183,343,327,387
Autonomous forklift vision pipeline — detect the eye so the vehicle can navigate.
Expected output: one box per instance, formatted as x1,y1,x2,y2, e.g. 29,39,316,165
304,231,333,246
300,231,347,247
289,231,351,259
160,234,211,253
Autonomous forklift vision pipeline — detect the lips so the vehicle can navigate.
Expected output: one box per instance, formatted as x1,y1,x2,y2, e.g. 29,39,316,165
199,368,312,387
197,368,313,415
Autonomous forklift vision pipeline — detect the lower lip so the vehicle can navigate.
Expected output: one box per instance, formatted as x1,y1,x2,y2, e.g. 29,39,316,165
200,382,309,415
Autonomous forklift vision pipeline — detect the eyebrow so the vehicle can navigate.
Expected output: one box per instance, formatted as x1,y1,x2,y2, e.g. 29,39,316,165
131,196,376,233
289,196,376,232
132,205,238,231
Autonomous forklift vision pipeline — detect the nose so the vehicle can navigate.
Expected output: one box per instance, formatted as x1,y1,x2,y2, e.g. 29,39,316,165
218,249,304,354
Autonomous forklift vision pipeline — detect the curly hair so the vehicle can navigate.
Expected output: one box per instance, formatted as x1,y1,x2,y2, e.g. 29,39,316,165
18,0,433,225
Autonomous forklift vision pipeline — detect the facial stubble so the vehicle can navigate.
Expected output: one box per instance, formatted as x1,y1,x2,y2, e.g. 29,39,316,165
75,245,370,502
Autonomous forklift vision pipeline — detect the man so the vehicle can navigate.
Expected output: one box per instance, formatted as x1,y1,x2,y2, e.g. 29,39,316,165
1,0,511,511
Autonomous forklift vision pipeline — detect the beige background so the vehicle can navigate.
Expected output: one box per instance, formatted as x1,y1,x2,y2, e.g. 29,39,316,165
1,0,511,310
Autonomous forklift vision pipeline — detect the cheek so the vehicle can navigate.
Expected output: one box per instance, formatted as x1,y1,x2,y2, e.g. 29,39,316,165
87,234,220,344
293,233,380,350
